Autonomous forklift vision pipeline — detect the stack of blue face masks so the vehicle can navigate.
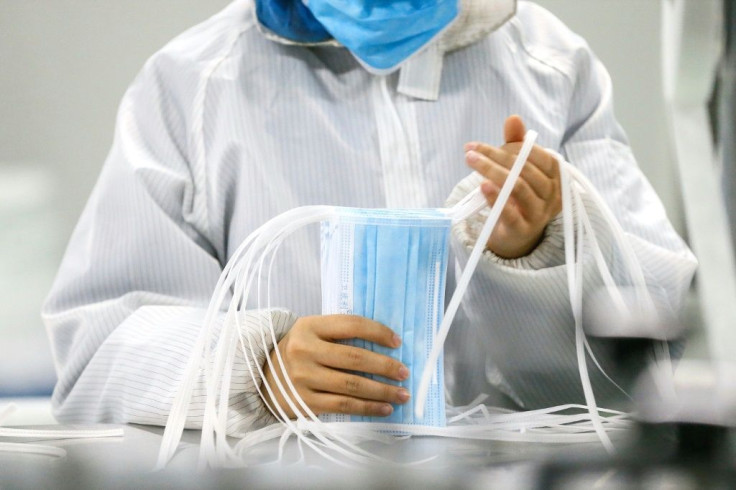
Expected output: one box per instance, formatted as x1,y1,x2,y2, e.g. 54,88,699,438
320,208,451,427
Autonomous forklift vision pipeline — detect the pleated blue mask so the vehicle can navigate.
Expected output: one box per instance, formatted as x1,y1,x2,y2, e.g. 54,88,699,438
303,0,460,74
320,208,451,427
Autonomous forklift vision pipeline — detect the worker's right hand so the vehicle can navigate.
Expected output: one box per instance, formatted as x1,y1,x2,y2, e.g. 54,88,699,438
261,315,411,419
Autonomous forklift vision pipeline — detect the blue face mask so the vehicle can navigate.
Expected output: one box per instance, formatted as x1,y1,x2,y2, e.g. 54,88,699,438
320,208,450,427
304,0,460,74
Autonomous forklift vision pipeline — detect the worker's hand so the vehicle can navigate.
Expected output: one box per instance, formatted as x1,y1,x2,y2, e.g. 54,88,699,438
464,115,562,259
261,315,410,419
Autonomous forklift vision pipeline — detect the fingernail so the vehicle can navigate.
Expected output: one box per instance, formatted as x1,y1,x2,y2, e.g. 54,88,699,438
398,366,410,380
392,334,402,348
464,142,478,152
466,150,480,163
397,389,410,403
380,404,393,416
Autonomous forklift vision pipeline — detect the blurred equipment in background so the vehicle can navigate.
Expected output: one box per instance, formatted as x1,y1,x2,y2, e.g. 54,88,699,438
534,1,736,486
0,162,60,396
662,0,736,367
721,0,736,252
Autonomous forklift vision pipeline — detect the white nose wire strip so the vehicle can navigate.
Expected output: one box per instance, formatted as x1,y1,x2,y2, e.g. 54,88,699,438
558,151,670,454
415,130,539,419
0,403,124,459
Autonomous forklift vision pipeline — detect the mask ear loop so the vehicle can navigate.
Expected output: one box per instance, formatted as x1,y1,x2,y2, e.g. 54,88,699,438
416,130,538,418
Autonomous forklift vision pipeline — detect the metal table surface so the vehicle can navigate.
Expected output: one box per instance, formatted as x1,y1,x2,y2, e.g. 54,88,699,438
0,420,615,489
4,397,723,489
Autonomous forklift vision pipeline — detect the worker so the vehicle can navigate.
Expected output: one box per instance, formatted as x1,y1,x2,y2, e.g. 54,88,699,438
43,0,697,433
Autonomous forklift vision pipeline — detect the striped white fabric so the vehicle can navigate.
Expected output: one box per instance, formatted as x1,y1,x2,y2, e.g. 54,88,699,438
43,0,696,432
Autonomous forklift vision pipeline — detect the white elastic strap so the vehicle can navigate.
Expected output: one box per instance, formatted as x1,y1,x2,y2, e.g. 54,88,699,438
0,404,123,459
415,130,538,418
0,427,123,439
569,185,615,453
156,206,337,469
0,442,66,458
447,186,490,223
569,165,676,396
565,164,655,317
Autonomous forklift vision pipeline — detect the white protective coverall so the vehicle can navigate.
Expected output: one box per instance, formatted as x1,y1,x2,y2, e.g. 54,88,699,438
43,0,697,434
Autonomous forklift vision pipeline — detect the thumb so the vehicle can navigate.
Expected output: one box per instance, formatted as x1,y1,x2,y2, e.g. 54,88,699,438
504,115,526,144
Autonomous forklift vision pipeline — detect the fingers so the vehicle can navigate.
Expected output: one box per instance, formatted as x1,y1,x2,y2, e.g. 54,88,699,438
311,367,410,405
312,314,401,348
501,142,560,179
321,342,409,381
308,393,395,418
479,181,525,226
267,315,410,419
466,150,545,221
466,141,558,187
504,114,526,144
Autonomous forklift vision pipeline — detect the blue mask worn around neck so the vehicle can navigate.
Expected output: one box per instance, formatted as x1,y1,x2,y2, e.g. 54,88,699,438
256,0,332,43
304,0,460,74
320,208,450,427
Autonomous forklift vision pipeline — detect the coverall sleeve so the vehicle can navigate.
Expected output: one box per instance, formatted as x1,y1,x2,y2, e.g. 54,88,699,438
445,41,698,409
41,52,295,434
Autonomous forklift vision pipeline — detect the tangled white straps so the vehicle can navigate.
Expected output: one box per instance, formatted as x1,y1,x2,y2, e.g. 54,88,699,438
157,130,666,469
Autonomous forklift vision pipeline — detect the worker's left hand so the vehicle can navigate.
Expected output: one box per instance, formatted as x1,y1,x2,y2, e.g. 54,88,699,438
464,115,562,259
